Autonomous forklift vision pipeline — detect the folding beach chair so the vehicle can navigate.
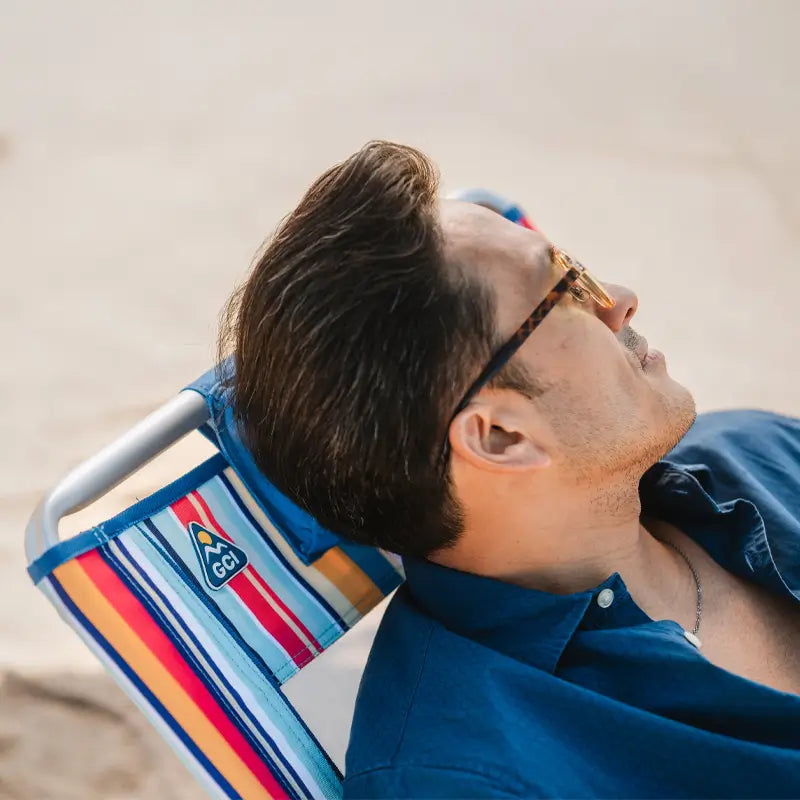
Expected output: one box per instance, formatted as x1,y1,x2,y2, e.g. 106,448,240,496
25,189,528,799
25,360,406,799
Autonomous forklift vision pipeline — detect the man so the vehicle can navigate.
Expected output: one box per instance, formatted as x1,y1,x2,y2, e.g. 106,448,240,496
221,141,800,798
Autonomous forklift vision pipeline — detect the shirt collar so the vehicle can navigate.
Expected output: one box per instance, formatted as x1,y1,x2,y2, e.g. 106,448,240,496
403,555,605,673
641,458,790,595
404,457,769,674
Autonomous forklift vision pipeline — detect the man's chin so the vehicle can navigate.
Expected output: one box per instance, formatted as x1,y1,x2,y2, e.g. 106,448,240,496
660,385,697,456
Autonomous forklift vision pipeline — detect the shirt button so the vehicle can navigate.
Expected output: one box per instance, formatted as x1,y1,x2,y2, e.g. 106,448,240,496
597,588,615,608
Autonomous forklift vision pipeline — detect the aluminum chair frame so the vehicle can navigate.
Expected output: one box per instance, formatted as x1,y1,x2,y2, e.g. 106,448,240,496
26,390,210,564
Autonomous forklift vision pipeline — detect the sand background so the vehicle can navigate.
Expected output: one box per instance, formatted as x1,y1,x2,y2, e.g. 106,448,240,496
2,1,799,796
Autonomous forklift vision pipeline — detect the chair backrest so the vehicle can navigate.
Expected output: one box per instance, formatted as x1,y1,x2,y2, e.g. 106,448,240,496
26,368,405,799
25,188,519,798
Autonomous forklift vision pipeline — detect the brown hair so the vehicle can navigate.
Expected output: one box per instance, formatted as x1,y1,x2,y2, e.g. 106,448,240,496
218,141,530,557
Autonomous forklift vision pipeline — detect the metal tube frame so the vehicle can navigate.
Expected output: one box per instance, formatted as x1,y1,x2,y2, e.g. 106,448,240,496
25,390,210,565
447,188,515,215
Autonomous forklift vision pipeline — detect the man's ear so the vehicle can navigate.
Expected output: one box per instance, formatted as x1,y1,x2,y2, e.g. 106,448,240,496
448,400,551,472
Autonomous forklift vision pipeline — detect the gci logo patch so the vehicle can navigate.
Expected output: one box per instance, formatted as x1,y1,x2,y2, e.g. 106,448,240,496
187,521,248,590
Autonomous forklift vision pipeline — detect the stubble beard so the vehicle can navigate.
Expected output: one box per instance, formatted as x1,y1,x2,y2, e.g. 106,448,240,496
549,376,697,497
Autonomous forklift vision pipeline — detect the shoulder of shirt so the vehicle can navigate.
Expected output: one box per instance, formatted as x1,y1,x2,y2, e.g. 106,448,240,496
343,763,535,799
661,408,800,536
668,408,799,473
676,408,798,444
345,589,538,797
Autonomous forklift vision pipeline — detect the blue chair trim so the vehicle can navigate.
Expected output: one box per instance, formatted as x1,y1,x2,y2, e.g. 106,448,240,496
28,454,229,584
184,361,341,566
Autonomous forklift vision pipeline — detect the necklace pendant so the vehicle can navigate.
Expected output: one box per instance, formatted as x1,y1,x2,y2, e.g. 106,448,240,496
683,630,702,649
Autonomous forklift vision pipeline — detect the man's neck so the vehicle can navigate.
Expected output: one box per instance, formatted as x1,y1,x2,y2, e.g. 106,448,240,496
430,473,700,629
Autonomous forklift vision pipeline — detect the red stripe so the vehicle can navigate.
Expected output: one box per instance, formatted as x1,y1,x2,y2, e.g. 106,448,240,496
76,549,289,799
172,496,318,667
189,491,321,652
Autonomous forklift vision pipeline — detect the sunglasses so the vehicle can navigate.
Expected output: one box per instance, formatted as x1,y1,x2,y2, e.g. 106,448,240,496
437,246,616,471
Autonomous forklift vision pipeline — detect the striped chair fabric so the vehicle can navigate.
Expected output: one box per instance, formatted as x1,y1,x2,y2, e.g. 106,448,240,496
29,452,404,799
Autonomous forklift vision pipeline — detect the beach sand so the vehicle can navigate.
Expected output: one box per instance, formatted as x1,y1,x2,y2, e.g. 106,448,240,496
0,670,206,800
2,1,799,796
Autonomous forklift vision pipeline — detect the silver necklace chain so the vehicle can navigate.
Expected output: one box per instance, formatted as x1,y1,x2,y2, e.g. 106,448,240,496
660,539,703,646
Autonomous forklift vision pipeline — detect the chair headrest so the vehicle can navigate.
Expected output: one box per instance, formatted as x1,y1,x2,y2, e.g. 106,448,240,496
185,359,341,565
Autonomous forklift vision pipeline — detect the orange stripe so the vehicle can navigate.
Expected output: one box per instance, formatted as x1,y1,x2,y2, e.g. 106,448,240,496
52,559,274,799
77,550,288,798
312,548,384,616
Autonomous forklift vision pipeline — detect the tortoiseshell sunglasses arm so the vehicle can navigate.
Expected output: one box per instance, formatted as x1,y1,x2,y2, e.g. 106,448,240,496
453,264,582,413
437,264,582,470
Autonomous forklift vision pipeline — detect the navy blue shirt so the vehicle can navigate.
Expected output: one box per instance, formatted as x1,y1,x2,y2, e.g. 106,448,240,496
344,410,800,798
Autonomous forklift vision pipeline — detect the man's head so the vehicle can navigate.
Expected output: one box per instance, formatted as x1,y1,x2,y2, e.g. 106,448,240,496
220,141,696,560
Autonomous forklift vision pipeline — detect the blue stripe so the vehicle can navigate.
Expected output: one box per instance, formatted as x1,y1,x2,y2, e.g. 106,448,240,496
139,518,282,687
502,205,525,224
199,479,342,647
149,499,295,676
217,471,347,630
28,528,107,584
119,538,343,792
136,521,343,786
46,572,238,800
139,516,343,787
145,505,295,679
92,454,229,539
102,540,308,800
197,482,345,679
337,541,404,597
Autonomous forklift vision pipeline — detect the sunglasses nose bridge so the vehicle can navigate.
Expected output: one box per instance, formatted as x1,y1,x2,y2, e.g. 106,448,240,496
582,272,617,309
554,248,616,310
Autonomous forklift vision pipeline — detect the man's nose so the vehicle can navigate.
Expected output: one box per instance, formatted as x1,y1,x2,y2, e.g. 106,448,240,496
596,283,638,332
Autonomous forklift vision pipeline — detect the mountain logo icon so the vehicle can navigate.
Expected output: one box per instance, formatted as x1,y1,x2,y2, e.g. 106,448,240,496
187,521,249,590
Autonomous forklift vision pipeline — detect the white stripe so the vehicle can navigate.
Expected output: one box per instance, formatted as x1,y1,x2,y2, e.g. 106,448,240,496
187,492,321,659
39,579,228,800
165,505,297,675
120,537,338,799
222,469,359,624
242,569,321,658
108,540,311,800
214,472,345,636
